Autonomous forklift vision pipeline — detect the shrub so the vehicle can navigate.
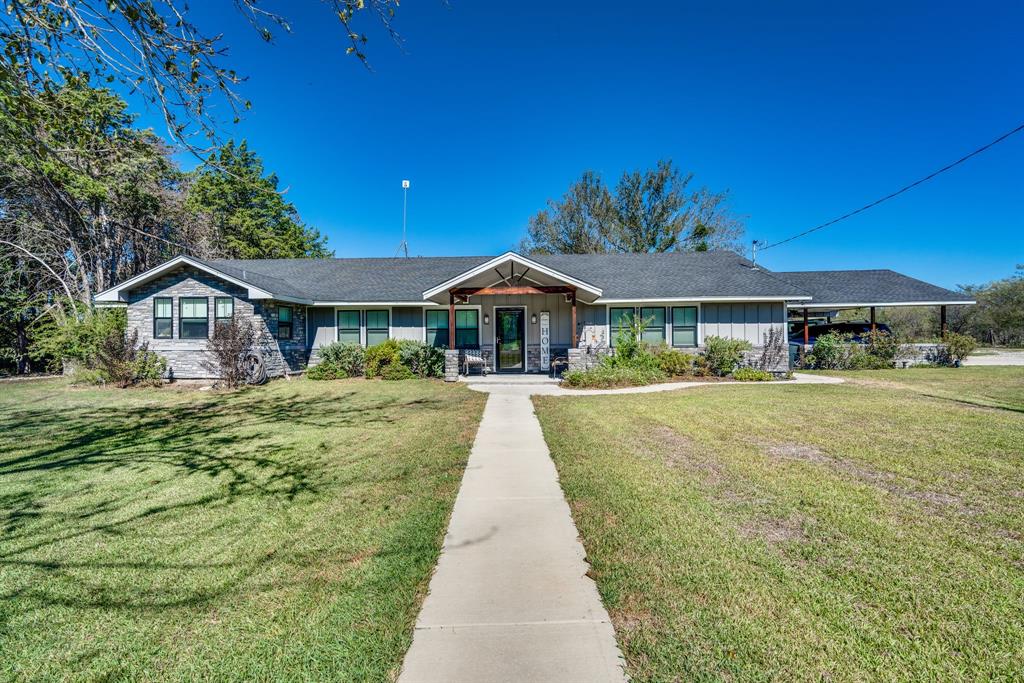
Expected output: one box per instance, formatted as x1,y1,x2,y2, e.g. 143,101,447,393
655,348,696,376
804,332,857,370
203,316,259,388
943,332,978,365
863,329,912,366
306,362,345,380
753,327,787,372
926,332,978,367
732,367,773,382
692,354,711,377
397,339,445,378
562,364,665,389
381,362,415,381
92,327,166,387
365,339,402,378
605,313,661,372
318,341,365,377
31,305,127,371
846,351,894,370
701,336,752,376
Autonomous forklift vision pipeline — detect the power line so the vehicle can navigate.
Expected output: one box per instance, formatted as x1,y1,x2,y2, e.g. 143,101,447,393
761,120,1024,251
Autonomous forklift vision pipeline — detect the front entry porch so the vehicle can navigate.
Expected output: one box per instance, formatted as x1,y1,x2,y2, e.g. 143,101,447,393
425,253,606,377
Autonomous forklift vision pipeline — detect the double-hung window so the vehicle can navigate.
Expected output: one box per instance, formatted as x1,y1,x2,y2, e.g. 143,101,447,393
214,297,233,336
153,297,172,339
179,297,208,339
609,307,634,347
455,309,479,349
640,307,666,345
337,310,361,345
366,310,389,346
672,306,698,347
277,306,293,340
426,310,448,348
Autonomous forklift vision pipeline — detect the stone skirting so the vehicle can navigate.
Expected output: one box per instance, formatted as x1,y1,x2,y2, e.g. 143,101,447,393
568,347,612,372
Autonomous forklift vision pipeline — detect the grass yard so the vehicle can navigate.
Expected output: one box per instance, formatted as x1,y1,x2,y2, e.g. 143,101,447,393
534,367,1024,681
0,377,485,682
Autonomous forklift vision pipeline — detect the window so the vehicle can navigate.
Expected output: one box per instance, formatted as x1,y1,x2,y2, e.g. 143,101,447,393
337,310,361,345
455,309,479,349
672,306,698,347
426,310,448,348
366,310,389,346
278,305,293,340
179,297,208,339
609,307,634,347
214,297,233,336
640,307,666,345
153,297,172,339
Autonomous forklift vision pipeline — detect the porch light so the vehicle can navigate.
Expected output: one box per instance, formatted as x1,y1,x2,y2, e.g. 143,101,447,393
483,313,490,325
531,313,538,324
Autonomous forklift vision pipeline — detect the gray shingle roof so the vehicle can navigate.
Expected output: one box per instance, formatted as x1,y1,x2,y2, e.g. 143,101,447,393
772,270,973,306
179,254,967,306
197,252,811,302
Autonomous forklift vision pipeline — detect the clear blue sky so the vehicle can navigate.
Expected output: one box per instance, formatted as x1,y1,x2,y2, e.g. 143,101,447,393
134,1,1023,289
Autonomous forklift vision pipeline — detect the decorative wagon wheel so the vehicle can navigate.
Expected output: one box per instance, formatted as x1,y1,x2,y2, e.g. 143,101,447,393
243,350,268,385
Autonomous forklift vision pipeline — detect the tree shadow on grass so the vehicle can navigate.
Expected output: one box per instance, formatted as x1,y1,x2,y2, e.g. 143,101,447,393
0,386,456,633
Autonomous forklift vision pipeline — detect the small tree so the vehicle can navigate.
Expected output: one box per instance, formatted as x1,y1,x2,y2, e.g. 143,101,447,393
204,316,259,388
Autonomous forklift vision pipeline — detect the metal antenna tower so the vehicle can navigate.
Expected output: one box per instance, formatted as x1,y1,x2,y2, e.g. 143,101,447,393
395,179,410,257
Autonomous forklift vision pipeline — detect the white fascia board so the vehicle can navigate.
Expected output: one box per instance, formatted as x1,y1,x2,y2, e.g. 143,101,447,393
596,295,811,304
92,255,281,303
311,301,440,306
421,251,603,299
786,300,977,308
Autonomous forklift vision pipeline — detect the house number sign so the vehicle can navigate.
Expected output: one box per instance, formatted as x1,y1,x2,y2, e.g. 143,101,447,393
539,311,550,369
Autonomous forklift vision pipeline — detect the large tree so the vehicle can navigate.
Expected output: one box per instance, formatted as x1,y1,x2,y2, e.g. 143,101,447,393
0,78,213,305
187,141,330,259
522,160,745,254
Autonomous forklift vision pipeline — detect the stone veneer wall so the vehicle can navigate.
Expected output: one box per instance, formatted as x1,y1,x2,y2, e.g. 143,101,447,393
568,345,792,374
126,266,307,379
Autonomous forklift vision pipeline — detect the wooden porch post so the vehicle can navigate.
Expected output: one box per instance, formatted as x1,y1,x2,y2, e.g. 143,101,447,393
803,308,809,345
571,289,578,348
448,292,456,349
940,305,947,338
870,306,876,332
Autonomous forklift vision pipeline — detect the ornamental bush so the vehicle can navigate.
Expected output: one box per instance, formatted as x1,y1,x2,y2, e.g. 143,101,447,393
318,341,365,377
804,332,857,370
397,339,445,378
90,327,166,387
562,364,665,389
654,347,696,376
926,332,978,367
732,367,773,382
365,339,402,378
306,362,345,380
701,336,752,376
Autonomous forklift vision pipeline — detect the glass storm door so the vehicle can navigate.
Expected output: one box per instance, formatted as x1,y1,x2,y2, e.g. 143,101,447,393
496,309,525,372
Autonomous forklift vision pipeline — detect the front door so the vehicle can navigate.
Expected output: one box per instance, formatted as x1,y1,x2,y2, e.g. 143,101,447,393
496,308,525,372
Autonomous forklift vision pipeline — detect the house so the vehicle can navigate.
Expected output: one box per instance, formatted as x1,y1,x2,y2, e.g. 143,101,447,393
93,251,974,379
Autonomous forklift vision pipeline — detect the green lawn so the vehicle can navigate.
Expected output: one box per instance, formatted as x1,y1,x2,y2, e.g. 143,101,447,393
0,378,485,682
534,367,1024,681
825,366,1024,412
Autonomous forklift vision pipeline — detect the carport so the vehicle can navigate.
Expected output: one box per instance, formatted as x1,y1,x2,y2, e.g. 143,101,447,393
773,270,976,344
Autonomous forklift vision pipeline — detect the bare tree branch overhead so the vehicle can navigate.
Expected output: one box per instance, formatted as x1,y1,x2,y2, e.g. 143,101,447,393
0,0,403,150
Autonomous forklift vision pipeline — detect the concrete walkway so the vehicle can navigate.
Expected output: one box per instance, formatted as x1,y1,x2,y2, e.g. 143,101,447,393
398,389,627,683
